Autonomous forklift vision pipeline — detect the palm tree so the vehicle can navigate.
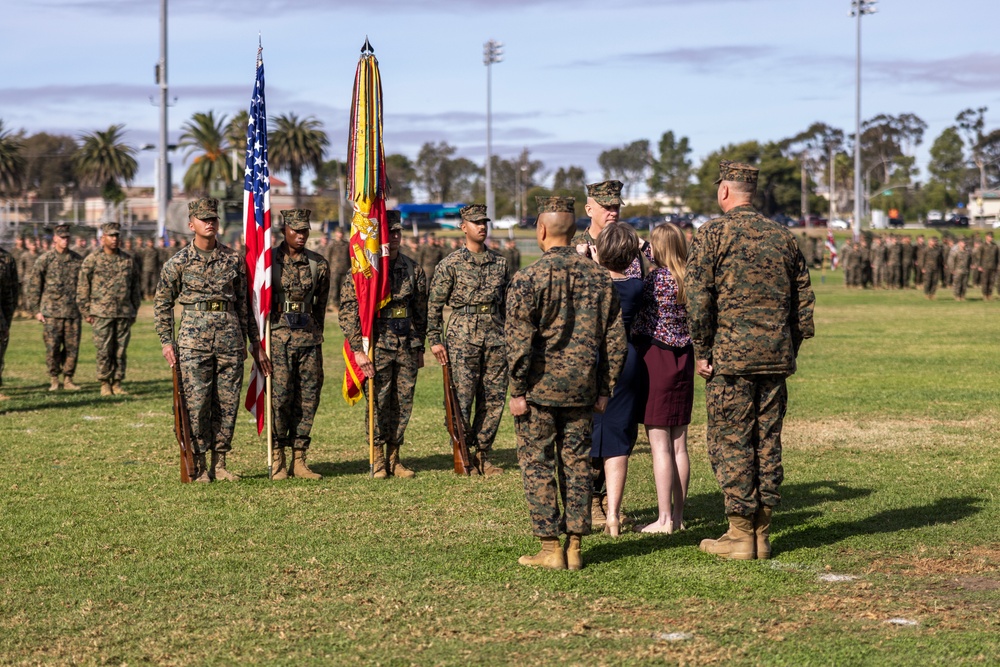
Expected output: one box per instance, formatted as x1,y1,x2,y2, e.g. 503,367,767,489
74,124,138,203
269,113,329,207
0,120,26,195
225,110,250,156
179,111,236,197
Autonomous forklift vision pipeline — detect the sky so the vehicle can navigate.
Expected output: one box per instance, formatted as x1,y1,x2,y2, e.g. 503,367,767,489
3,0,1000,198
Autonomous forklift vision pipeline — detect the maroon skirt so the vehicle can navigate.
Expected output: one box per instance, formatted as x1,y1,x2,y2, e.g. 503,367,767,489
640,342,694,427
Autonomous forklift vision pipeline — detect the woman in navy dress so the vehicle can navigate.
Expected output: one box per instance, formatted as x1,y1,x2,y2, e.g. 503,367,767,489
592,224,648,536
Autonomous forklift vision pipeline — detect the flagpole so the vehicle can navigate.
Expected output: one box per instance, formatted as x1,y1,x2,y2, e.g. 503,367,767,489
265,320,273,478
366,342,374,478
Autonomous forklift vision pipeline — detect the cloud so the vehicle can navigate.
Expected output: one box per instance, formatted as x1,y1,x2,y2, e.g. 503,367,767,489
565,45,777,73
0,84,252,107
865,53,1000,93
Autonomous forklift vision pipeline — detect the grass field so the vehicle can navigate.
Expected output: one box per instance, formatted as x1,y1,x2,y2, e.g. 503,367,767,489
1,269,998,665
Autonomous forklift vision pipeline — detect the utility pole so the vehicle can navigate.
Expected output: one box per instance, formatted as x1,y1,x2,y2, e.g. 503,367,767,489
157,0,170,241
483,39,503,223
851,0,877,239
829,145,836,223
801,151,810,229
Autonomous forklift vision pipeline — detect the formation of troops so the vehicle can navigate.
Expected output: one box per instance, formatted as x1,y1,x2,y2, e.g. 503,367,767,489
1,161,818,569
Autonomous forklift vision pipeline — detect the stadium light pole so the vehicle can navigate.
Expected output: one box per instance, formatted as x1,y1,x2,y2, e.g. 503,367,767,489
484,39,503,223
851,0,877,239
156,0,170,241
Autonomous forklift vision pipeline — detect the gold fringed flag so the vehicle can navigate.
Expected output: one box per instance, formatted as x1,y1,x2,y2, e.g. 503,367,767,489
342,38,391,405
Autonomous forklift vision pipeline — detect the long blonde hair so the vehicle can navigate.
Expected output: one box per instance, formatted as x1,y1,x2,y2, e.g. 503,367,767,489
650,223,688,305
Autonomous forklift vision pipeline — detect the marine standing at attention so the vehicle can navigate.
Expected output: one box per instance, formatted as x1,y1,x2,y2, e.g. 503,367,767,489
154,198,266,482
428,204,509,475
506,196,627,571
0,243,17,399
685,161,815,561
268,209,330,481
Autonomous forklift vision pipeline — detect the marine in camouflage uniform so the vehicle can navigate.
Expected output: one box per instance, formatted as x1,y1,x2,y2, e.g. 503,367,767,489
951,239,971,301
686,161,815,560
154,198,261,483
501,239,521,281
428,204,509,475
888,236,903,289
980,233,999,300
0,246,17,395
268,210,331,481
77,223,142,396
339,210,428,479
17,242,40,319
901,237,916,288
921,237,945,299
507,196,627,571
418,236,444,285
28,224,84,390
325,227,351,311
139,238,162,299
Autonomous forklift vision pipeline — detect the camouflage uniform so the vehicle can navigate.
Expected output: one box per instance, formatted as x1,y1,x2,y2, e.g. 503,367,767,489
77,224,143,384
270,215,331,453
921,243,945,297
339,228,428,462
914,239,927,286
17,247,39,317
951,245,971,300
153,200,256,456
325,233,351,310
139,241,162,299
500,241,521,281
686,163,815,520
0,248,18,387
980,239,999,299
418,241,444,284
901,239,916,288
29,234,84,380
506,197,627,538
888,238,903,289
427,205,509,459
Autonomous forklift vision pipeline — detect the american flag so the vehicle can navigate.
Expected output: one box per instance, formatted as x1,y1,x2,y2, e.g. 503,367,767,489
826,230,839,269
243,47,271,434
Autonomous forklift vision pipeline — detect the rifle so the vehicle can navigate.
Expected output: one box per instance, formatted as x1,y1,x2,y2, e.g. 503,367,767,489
172,359,196,483
442,362,473,476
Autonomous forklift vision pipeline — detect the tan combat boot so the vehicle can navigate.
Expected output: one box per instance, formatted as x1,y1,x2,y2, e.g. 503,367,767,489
591,496,607,532
754,506,773,560
386,445,415,478
210,451,240,482
475,450,504,476
518,537,567,570
699,515,756,560
564,534,583,571
111,382,128,396
193,453,211,483
100,381,113,397
270,448,288,480
291,449,322,480
63,377,81,391
49,377,60,391
371,446,388,479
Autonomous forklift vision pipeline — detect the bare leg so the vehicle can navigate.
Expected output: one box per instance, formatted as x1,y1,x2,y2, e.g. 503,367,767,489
669,425,689,530
641,426,675,534
603,455,629,536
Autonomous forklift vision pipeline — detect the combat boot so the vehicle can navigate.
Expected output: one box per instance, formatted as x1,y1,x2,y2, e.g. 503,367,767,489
754,506,773,560
699,515,756,560
193,453,211,483
100,381,113,397
591,496,607,532
517,537,566,570
475,450,504,476
48,377,60,391
210,451,240,482
290,449,322,480
564,534,583,571
111,382,128,396
270,448,288,480
63,377,81,391
371,446,388,479
386,445,415,478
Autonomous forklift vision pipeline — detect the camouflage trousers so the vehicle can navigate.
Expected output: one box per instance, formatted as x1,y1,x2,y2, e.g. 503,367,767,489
271,338,323,450
889,264,902,288
515,404,594,538
924,270,941,297
983,269,997,299
90,317,133,382
953,272,969,299
0,313,8,386
142,272,158,299
447,340,508,453
705,374,787,517
362,347,418,449
178,347,244,455
329,271,348,310
43,317,81,378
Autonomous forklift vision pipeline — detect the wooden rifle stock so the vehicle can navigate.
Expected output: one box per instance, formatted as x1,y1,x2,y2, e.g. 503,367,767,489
442,363,473,476
172,360,196,483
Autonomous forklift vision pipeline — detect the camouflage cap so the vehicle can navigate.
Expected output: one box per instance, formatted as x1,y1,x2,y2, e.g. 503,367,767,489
386,209,403,232
714,161,759,186
536,196,576,214
460,204,489,223
101,222,121,236
188,197,220,220
586,180,624,207
280,209,312,231
53,223,71,238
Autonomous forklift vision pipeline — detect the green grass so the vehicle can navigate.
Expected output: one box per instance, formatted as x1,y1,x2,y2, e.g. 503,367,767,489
1,270,998,665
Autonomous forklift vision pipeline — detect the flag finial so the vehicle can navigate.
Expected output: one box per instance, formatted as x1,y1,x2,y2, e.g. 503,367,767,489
361,37,373,55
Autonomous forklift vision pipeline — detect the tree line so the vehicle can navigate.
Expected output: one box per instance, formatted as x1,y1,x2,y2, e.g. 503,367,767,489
1,106,997,223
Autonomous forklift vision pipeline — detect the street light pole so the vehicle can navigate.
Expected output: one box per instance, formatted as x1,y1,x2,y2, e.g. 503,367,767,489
483,39,503,223
157,0,170,241
851,0,876,240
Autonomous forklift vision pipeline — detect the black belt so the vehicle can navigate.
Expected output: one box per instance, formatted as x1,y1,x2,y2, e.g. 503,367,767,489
382,305,410,319
279,300,307,313
184,300,230,312
457,304,497,315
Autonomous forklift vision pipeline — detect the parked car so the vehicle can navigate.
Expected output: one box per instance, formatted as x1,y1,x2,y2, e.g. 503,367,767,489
770,213,799,227
797,215,828,228
926,210,944,223
829,218,850,230
927,214,968,228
